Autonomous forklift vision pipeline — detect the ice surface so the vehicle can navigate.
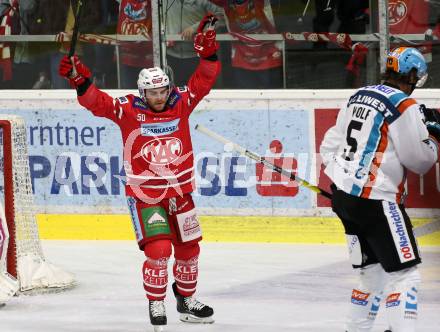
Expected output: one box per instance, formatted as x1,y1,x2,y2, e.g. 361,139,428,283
0,241,439,332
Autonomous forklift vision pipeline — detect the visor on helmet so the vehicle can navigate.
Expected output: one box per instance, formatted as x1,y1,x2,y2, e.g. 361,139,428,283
386,47,428,87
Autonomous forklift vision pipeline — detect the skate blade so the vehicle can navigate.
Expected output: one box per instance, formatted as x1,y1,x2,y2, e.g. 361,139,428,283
153,326,164,332
179,313,214,324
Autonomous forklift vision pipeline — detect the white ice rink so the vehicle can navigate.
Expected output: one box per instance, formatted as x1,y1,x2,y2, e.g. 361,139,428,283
1,241,439,332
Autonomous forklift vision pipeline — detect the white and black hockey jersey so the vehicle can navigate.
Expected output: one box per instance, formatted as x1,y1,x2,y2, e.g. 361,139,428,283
320,84,438,203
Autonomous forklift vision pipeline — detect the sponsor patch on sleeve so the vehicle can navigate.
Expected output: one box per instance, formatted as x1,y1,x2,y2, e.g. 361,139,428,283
117,96,129,104
167,90,182,108
133,96,148,110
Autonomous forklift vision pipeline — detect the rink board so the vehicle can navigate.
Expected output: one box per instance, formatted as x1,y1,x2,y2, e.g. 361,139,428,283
0,89,439,219
36,214,440,246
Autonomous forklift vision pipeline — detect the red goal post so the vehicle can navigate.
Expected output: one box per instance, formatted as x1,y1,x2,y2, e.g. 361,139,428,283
0,115,75,293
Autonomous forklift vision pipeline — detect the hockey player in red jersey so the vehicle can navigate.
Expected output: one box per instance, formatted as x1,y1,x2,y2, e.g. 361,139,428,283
59,14,221,331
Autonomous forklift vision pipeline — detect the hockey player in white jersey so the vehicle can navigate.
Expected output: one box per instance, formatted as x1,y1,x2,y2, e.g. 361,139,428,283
320,47,439,332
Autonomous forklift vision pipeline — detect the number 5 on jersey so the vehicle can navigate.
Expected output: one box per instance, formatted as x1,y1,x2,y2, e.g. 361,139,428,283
342,120,363,161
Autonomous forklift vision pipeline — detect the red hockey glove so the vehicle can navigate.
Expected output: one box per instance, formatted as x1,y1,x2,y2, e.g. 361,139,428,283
58,55,91,87
194,14,219,59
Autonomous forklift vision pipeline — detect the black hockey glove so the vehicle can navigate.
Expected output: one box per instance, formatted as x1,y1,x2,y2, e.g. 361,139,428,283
426,122,440,142
420,104,440,142
421,104,440,123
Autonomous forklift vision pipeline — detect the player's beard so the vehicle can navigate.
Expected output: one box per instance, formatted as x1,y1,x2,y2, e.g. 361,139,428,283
147,89,170,112
151,103,166,112
149,99,168,112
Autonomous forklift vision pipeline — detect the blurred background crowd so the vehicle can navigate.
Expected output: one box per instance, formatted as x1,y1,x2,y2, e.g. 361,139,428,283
0,0,440,90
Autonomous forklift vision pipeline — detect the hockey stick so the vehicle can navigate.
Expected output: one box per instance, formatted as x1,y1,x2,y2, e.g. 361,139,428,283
195,124,332,199
68,0,85,57
195,124,440,237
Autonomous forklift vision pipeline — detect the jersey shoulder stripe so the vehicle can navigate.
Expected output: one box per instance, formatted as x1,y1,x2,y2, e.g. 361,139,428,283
369,86,415,116
397,98,417,114
360,123,389,199
388,92,407,107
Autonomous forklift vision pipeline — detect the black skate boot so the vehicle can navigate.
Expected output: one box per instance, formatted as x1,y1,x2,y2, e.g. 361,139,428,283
149,300,167,331
172,282,214,324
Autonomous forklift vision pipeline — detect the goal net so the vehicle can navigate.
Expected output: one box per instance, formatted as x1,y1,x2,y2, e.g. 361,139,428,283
0,115,75,292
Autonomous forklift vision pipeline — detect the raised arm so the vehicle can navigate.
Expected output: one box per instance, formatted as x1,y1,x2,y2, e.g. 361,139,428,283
184,14,221,114
58,55,126,124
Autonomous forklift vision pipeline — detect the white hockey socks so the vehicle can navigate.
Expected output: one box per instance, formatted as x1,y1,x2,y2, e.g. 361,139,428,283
345,263,387,332
385,267,420,332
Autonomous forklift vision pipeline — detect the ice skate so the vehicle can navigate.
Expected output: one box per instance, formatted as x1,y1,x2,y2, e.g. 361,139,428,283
149,300,167,331
172,282,214,324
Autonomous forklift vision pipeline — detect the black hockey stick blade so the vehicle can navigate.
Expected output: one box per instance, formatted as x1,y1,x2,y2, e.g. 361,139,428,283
68,0,85,57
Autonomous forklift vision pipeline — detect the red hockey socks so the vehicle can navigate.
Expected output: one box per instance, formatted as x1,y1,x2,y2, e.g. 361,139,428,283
143,240,172,301
173,243,200,297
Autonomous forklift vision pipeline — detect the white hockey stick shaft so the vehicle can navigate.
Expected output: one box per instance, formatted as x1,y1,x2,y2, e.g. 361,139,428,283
195,124,332,199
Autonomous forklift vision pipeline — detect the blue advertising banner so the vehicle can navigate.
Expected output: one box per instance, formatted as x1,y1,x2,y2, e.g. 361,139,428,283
1,96,313,214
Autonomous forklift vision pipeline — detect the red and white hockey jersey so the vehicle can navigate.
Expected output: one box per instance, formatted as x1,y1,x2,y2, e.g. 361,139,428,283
210,0,282,71
389,0,429,34
117,0,153,68
320,84,438,203
78,59,221,202
388,0,432,61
